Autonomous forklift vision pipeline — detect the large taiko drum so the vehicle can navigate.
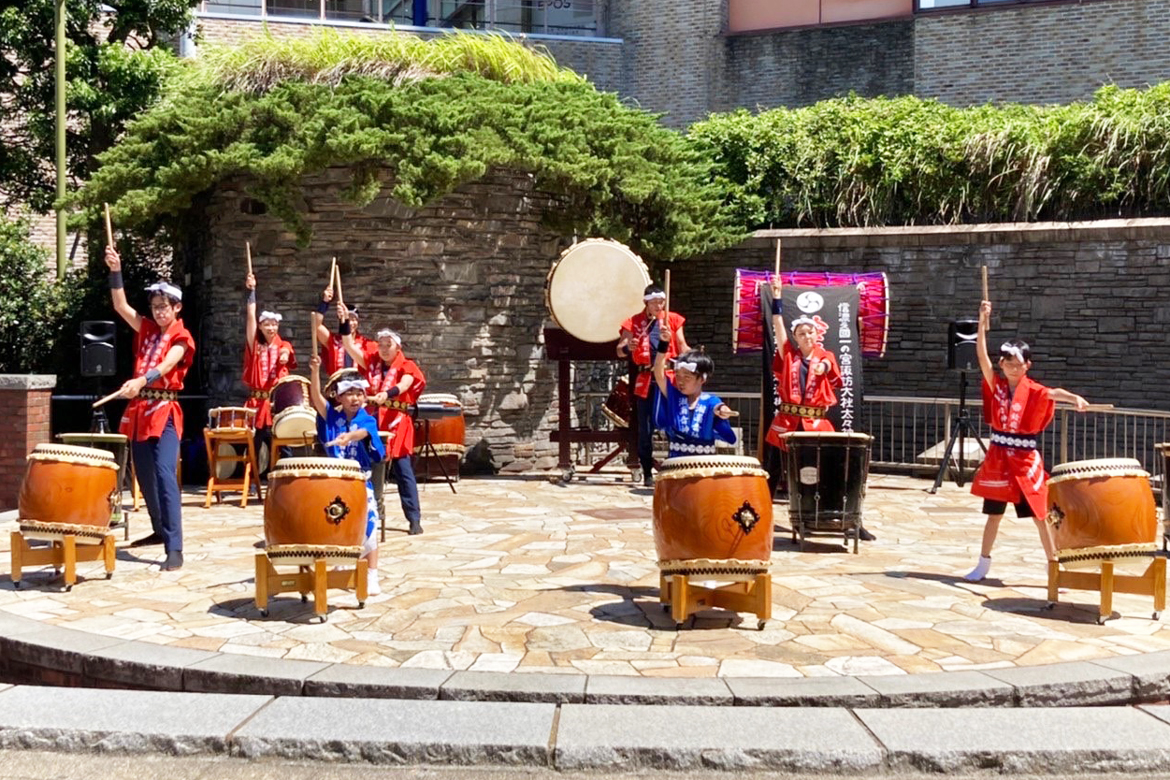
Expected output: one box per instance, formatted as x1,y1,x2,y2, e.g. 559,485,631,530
1046,458,1157,569
781,432,872,546
413,393,465,481
271,375,315,440
545,239,651,343
732,269,891,358
264,457,368,565
18,444,119,542
652,456,773,577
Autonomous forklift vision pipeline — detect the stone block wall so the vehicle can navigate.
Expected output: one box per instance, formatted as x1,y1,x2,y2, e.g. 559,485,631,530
0,375,56,511
187,168,570,473
668,220,1170,415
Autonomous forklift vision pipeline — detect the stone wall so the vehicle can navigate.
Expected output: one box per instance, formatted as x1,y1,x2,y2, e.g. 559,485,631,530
669,220,1170,415
186,168,569,473
0,376,56,510
195,15,624,95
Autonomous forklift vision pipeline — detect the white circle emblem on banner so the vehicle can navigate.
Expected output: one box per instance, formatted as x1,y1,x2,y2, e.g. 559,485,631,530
796,291,824,314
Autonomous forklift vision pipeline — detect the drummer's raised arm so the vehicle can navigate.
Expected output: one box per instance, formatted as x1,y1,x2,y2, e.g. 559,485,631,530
770,280,789,351
652,325,671,398
244,271,257,351
307,355,328,417
341,331,368,370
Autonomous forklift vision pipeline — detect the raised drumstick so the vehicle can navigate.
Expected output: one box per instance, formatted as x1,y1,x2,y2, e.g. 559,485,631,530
329,256,337,295
246,241,253,277
310,312,318,356
774,238,782,282
335,263,345,309
103,203,114,247
981,265,989,302
664,269,671,319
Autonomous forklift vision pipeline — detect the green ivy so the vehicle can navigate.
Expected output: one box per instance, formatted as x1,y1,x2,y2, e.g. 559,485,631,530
687,85,1170,229
0,216,75,374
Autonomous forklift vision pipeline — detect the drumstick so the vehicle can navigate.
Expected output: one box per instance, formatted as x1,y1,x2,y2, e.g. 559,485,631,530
981,265,989,301
92,387,125,409
664,269,671,319
310,312,318,356
329,256,337,296
103,203,114,247
246,241,253,277
774,238,782,282
335,264,345,309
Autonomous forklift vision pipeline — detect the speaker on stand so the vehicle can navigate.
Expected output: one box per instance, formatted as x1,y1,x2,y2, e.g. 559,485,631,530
80,320,116,433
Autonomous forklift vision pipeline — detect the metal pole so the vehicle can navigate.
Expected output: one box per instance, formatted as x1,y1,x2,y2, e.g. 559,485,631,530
55,0,67,279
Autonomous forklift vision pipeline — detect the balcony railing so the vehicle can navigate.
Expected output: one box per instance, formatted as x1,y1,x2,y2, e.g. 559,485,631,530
198,0,602,37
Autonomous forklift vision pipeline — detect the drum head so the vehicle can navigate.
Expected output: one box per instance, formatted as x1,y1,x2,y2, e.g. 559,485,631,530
272,408,317,440
215,442,240,480
546,239,650,343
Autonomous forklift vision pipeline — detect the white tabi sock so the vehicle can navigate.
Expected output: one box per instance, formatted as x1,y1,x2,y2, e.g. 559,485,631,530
964,555,992,582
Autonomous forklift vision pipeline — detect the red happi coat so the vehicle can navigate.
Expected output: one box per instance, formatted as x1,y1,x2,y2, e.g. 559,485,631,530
243,335,297,429
971,374,1055,518
765,341,843,448
320,332,372,375
621,311,685,398
366,350,426,459
119,318,195,441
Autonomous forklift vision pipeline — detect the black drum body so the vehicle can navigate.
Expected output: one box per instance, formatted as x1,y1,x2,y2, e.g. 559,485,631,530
781,432,872,550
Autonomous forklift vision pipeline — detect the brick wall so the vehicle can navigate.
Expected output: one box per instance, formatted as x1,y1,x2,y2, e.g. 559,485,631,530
668,220,1170,415
0,375,57,511
186,168,570,473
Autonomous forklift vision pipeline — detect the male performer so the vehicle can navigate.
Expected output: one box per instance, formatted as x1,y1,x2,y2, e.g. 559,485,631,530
104,247,195,571
308,357,386,594
651,329,736,456
963,300,1089,583
617,283,689,486
244,271,295,467
344,323,426,536
314,284,370,374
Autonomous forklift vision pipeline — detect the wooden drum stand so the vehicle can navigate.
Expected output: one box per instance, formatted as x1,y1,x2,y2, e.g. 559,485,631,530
255,552,367,623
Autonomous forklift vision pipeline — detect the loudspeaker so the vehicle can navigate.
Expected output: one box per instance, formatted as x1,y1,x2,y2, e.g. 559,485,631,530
80,320,116,377
947,319,979,371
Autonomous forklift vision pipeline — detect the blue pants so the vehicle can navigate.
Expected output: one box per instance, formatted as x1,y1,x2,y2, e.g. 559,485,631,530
389,456,421,524
634,394,655,475
131,416,183,552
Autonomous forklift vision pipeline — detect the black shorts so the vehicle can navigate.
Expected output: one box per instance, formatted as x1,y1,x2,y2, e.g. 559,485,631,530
982,499,1035,519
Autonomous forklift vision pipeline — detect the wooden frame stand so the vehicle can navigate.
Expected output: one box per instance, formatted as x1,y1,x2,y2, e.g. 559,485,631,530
204,429,262,508
254,553,368,622
1047,557,1166,624
659,572,772,630
10,530,115,591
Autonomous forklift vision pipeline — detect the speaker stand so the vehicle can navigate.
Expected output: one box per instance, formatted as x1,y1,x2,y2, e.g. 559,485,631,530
929,371,987,493
89,379,110,434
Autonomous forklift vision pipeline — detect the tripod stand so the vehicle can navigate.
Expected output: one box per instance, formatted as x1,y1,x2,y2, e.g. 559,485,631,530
929,371,987,493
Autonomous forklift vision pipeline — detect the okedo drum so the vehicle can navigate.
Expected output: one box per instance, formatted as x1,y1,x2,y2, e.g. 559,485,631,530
781,432,872,542
600,379,632,429
270,375,315,440
19,444,119,534
208,406,254,430
264,457,368,565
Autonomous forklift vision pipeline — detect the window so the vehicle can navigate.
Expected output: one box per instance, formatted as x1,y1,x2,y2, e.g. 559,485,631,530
728,0,913,33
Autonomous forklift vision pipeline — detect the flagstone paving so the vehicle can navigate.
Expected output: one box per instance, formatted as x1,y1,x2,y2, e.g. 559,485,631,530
2,474,1167,677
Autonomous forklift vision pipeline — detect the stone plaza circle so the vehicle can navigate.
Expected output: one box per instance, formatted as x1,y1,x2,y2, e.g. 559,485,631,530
3,471,1170,702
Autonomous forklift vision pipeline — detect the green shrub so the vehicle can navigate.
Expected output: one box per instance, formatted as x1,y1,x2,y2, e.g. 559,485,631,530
0,216,73,374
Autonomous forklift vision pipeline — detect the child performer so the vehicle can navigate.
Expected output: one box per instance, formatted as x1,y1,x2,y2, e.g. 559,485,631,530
964,299,1090,583
651,324,736,458
243,271,295,468
343,325,426,536
308,357,386,594
105,247,195,571
618,283,689,486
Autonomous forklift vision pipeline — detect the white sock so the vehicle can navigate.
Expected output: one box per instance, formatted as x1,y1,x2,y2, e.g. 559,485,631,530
964,555,991,582
367,570,381,596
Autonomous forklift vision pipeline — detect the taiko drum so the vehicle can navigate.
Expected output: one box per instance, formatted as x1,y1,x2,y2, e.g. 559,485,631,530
652,456,773,566
413,393,465,481
264,457,367,549
208,406,254,430
271,375,315,440
1046,457,1157,568
19,444,119,528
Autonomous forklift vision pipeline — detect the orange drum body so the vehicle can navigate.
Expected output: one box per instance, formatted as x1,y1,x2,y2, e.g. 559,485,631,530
18,444,118,530
264,457,367,565
1046,458,1157,569
652,456,773,575
413,393,465,481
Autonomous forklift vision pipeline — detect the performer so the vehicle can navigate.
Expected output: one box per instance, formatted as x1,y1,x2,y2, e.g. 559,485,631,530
308,356,386,594
963,300,1089,582
617,283,689,486
313,285,370,374
651,325,735,457
104,247,195,571
764,278,843,449
344,324,426,536
243,271,295,470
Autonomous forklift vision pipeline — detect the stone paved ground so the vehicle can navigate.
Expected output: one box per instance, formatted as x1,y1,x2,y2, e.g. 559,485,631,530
2,473,1168,677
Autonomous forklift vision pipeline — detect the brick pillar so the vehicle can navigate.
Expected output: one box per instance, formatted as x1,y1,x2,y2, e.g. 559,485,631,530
0,375,56,511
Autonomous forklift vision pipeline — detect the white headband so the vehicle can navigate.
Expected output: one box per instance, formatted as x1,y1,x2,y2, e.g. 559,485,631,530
790,316,817,331
1000,342,1027,363
335,378,369,395
376,328,401,345
643,291,666,302
675,360,699,373
146,282,182,302
258,311,282,323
